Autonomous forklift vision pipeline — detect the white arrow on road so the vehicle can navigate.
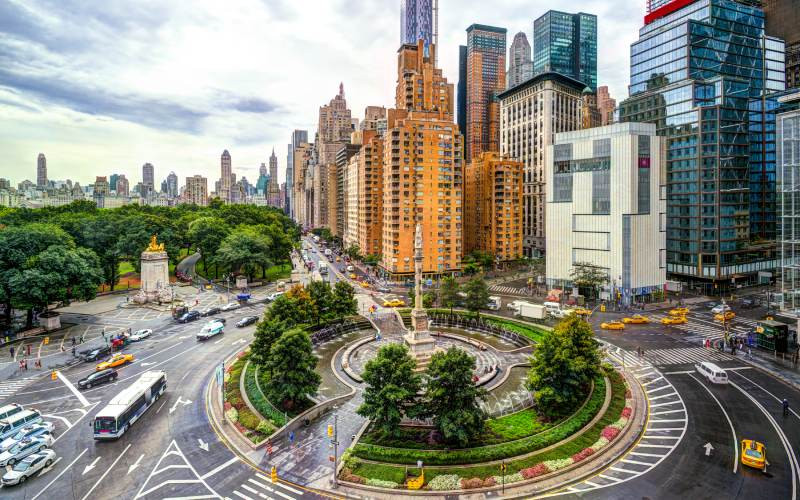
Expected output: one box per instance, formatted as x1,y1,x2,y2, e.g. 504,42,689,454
198,438,209,451
140,362,156,367
178,335,190,340
127,453,144,475
704,442,714,456
82,456,101,475
169,396,193,414
38,457,62,477
231,338,247,346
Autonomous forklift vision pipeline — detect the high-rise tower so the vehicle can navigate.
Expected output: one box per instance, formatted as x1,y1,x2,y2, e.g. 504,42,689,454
36,153,47,187
400,0,434,54
533,11,597,91
220,150,231,202
142,163,154,195
465,24,507,160
507,32,533,89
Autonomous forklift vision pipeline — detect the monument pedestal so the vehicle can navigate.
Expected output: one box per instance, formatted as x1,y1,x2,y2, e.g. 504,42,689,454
133,243,172,305
405,310,440,371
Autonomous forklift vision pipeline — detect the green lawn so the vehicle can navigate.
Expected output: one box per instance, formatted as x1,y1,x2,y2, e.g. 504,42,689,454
118,261,135,276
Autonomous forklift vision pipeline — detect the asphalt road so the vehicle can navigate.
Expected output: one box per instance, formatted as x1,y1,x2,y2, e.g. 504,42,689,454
0,300,325,500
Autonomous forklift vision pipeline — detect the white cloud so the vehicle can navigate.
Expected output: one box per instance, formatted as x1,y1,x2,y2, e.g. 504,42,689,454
0,0,642,187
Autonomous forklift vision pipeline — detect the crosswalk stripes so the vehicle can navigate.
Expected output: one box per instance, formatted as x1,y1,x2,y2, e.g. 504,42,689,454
231,473,303,500
649,312,752,343
489,285,529,296
644,347,732,366
0,377,35,399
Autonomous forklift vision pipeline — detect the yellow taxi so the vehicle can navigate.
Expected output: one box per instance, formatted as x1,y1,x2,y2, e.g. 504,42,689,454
349,273,357,280
600,321,625,330
741,440,766,470
360,281,371,288
661,315,687,325
714,311,736,322
622,314,650,324
668,307,689,316
573,308,592,316
96,353,134,371
383,299,405,308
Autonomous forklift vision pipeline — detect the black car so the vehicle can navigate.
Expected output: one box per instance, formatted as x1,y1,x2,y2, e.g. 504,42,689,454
77,368,117,389
236,316,258,328
79,345,111,362
201,306,221,317
178,310,201,323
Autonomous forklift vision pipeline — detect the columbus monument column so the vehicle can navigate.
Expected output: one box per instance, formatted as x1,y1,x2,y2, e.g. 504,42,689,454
404,223,437,367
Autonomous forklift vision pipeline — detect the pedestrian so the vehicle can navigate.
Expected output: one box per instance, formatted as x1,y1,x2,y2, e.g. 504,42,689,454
747,347,752,360
9,346,14,358
72,337,76,346
783,398,790,417
60,345,65,353
72,346,76,357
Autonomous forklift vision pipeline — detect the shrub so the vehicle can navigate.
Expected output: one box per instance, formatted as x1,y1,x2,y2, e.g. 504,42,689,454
571,447,595,462
492,472,524,485
427,474,461,491
341,472,366,484
521,463,550,479
257,420,276,435
224,402,232,411
601,426,620,441
238,407,261,430
483,476,496,487
365,478,399,489
225,407,238,422
461,477,485,489
244,363,288,427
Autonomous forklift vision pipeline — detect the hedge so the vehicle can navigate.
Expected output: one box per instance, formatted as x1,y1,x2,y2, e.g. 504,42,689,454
352,376,605,465
243,362,287,427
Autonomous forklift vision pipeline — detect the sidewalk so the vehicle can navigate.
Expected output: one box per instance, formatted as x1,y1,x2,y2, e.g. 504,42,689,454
732,347,800,390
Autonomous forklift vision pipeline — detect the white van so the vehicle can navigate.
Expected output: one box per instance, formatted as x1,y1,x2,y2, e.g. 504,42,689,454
486,296,501,311
544,301,565,318
0,404,23,422
695,362,728,384
0,410,42,440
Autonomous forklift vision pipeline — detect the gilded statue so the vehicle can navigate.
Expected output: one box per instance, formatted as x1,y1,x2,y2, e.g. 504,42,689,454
147,234,165,252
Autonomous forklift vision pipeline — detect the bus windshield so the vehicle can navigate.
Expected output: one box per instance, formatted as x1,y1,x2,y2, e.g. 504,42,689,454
94,417,116,434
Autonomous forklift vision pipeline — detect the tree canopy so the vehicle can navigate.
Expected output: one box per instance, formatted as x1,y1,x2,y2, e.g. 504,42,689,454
463,276,490,317
263,328,321,410
357,344,421,436
439,276,460,314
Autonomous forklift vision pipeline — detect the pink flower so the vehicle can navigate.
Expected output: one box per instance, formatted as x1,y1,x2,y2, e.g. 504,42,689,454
622,407,632,418
601,426,620,441
571,447,596,462
521,463,550,479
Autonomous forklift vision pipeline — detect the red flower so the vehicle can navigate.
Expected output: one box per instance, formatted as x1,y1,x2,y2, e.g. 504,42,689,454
571,447,596,463
601,426,620,440
622,407,632,418
521,463,550,479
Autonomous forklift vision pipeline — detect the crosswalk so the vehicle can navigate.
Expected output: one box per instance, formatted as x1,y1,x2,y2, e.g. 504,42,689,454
489,284,529,296
230,473,305,500
643,347,732,366
0,377,35,400
649,311,756,344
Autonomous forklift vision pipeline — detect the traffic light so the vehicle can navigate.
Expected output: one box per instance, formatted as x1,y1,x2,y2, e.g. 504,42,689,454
327,424,334,438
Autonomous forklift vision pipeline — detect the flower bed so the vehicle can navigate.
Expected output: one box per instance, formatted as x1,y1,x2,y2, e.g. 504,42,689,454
345,370,631,489
243,362,286,429
223,351,271,443
352,376,605,465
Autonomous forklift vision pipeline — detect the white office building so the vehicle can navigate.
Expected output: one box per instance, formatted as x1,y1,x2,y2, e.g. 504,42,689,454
545,122,666,303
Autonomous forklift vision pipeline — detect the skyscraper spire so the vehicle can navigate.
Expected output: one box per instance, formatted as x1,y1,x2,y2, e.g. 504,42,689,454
339,82,344,99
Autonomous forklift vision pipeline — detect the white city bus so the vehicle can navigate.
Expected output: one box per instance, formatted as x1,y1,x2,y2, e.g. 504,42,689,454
93,371,167,440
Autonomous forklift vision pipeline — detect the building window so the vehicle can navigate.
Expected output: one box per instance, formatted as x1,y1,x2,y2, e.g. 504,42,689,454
592,170,610,214
593,138,610,157
553,173,573,202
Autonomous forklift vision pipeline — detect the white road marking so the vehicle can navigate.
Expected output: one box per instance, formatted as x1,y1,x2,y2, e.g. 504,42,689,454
200,457,239,480
687,373,738,474
729,371,800,420
81,444,131,500
31,448,87,500
170,396,193,414
82,456,101,475
128,453,145,475
134,440,222,499
156,400,167,414
56,370,90,407
240,484,270,499
233,492,254,500
256,474,303,495
730,380,799,500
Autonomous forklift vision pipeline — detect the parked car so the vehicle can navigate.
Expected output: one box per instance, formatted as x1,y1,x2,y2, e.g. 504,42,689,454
0,435,53,467
128,329,152,341
80,345,112,362
0,423,55,453
236,316,259,328
77,368,118,390
267,292,285,302
221,302,240,312
1,449,56,486
201,306,221,317
95,353,134,371
178,310,201,323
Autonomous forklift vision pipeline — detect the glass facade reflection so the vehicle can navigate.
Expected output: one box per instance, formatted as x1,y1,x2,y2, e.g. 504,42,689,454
533,10,597,91
620,0,786,285
778,92,800,310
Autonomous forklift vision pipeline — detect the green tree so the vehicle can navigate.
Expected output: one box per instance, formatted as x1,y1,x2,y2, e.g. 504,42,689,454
462,262,481,275
187,216,231,278
331,281,357,320
423,347,486,446
251,317,287,368
215,226,273,281
423,290,436,308
463,276,490,317
439,276,460,314
526,315,602,419
264,328,321,410
307,280,333,324
569,262,608,299
78,214,124,290
357,344,421,436
344,244,362,261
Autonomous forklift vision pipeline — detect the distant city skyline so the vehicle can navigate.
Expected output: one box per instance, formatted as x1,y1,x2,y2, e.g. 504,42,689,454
0,1,644,185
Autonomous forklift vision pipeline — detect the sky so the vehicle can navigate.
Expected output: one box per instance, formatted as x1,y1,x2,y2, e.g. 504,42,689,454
0,0,644,188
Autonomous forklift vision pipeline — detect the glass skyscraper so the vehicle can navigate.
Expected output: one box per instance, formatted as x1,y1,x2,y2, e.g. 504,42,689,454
532,10,597,91
619,0,785,288
400,0,433,52
777,91,800,310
